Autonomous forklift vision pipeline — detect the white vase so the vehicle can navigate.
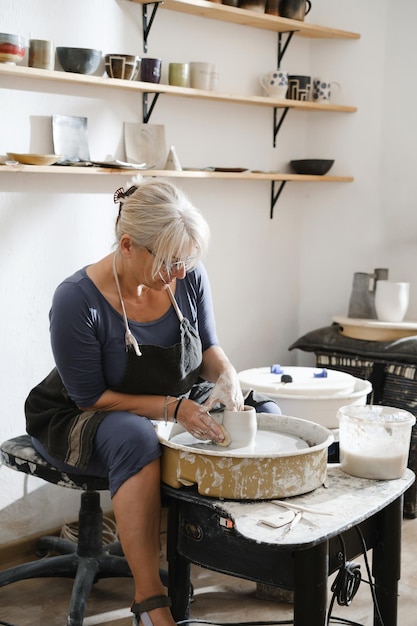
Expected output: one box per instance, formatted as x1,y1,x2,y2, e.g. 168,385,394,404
374,281,410,323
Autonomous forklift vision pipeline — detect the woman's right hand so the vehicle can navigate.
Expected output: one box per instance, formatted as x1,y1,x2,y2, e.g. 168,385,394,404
173,398,225,444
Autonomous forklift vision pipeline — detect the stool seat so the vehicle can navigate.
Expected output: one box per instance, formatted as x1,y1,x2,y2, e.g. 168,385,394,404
1,434,109,491
0,434,166,626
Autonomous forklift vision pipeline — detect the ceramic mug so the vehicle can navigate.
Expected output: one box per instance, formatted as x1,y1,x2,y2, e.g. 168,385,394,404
287,75,311,101
29,39,55,71
221,406,257,448
168,62,190,87
312,77,341,103
190,62,216,90
374,281,410,323
279,0,312,21
260,70,288,98
238,0,266,12
140,57,162,83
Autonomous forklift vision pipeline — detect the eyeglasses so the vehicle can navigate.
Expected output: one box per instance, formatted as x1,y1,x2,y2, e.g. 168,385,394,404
145,248,197,275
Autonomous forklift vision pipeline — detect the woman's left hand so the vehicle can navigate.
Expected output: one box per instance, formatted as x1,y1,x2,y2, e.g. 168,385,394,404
204,370,244,412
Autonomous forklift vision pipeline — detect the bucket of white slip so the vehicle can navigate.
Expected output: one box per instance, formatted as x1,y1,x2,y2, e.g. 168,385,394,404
338,404,416,480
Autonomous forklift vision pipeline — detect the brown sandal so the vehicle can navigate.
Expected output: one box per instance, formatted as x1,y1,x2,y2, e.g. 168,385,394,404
131,594,172,626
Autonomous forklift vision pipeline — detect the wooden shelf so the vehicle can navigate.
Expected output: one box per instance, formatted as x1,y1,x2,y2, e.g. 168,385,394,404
0,64,356,112
0,164,353,182
129,0,360,39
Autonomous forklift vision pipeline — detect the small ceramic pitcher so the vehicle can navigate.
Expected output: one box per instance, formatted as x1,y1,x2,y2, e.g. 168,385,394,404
279,0,312,21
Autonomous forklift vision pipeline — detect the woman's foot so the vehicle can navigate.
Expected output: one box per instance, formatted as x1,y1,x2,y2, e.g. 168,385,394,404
131,595,175,626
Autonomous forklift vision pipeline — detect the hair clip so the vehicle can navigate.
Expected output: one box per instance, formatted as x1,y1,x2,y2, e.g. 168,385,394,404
113,187,125,204
113,185,138,204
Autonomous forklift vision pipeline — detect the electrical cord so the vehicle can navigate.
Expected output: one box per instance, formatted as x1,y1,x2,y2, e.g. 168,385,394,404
60,515,119,545
327,534,362,626
354,526,385,626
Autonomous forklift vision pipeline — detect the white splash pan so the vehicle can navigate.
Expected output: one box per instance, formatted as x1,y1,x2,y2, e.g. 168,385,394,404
157,413,334,500
238,367,372,429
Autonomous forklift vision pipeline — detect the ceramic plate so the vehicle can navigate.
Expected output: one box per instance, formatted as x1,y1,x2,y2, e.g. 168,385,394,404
6,152,62,166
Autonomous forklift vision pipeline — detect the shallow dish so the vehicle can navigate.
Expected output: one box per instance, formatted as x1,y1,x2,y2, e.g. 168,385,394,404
56,46,102,75
7,153,62,166
290,159,334,175
0,33,26,64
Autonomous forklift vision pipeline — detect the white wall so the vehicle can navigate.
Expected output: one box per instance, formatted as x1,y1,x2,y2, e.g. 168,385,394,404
1,0,415,542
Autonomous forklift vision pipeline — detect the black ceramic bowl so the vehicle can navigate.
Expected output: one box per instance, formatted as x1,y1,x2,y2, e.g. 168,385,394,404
290,159,335,175
57,46,102,75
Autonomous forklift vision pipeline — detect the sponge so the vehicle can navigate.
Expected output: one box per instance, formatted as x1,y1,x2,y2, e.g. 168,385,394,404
215,424,232,447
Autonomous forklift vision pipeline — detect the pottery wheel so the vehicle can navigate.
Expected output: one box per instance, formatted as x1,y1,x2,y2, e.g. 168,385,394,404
169,429,309,454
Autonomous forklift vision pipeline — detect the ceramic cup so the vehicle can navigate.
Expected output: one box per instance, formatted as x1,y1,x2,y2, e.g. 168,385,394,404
287,75,311,101
279,0,312,21
312,77,341,103
29,39,55,71
374,281,410,323
190,62,216,90
238,0,266,11
140,57,162,83
221,406,257,448
168,62,190,87
260,70,288,98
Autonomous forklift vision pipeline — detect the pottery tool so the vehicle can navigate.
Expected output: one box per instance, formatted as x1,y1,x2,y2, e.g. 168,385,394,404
258,507,295,529
280,510,302,536
214,423,232,447
271,500,333,516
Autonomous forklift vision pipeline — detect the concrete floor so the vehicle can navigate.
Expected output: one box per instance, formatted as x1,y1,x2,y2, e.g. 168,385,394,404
0,516,416,626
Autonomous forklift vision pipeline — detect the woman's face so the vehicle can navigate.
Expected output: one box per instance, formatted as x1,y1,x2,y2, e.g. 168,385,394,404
123,237,190,290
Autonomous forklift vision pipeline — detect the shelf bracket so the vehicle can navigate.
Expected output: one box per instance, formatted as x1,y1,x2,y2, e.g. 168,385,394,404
270,180,287,219
273,107,289,147
142,1,163,53
277,31,295,68
142,92,160,123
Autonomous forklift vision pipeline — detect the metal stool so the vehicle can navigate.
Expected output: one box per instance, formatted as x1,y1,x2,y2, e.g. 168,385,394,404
0,434,166,626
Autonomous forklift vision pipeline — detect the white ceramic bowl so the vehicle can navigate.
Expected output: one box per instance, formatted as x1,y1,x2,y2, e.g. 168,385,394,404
0,33,26,64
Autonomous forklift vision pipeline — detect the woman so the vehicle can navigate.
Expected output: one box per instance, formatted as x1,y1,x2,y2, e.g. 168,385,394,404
25,176,278,626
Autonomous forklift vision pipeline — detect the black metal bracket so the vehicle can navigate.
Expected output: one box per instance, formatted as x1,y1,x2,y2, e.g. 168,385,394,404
273,106,289,147
277,31,295,68
142,92,160,123
270,180,287,219
142,1,163,53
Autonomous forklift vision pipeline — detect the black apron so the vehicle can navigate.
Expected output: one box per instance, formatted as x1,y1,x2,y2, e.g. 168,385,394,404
25,264,203,469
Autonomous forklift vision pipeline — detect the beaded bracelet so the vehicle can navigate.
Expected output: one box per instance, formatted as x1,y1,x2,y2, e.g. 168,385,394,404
173,397,184,423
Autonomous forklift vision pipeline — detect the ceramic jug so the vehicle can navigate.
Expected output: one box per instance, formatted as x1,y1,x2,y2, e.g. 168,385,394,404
347,268,389,319
279,0,312,21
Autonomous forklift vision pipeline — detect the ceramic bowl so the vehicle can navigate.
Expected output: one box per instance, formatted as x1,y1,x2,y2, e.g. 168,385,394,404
0,33,27,64
290,159,335,175
105,54,141,80
56,46,102,75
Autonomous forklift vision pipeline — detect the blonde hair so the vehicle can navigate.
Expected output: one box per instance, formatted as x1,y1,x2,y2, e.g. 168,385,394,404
114,176,210,276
